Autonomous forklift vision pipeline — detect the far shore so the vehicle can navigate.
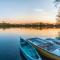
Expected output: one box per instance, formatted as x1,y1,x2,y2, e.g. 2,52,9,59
0,22,60,29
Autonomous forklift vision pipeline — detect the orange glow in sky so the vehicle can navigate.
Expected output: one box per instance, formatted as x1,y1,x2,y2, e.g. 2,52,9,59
0,19,56,24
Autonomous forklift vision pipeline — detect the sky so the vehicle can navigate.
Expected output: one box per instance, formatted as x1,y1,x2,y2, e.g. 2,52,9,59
0,0,59,23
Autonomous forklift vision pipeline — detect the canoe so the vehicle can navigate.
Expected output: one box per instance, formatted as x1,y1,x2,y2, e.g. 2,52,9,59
46,38,60,45
27,38,60,60
20,37,42,60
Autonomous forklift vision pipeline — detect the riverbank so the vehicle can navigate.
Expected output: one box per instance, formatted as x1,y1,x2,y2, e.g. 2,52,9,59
0,22,60,29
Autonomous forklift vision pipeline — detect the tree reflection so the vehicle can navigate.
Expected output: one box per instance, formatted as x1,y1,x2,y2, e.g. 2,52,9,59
56,32,60,40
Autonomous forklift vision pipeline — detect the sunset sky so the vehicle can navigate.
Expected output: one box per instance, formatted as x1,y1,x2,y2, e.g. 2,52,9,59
0,0,59,23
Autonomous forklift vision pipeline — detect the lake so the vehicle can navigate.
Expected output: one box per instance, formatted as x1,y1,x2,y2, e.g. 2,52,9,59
0,28,60,60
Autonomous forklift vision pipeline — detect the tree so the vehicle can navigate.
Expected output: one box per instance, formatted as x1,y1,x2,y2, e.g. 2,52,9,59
54,0,60,24
54,0,60,7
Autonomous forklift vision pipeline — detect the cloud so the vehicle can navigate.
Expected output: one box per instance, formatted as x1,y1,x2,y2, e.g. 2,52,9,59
34,8,48,17
34,9,43,12
33,8,56,21
17,8,56,22
34,8,47,15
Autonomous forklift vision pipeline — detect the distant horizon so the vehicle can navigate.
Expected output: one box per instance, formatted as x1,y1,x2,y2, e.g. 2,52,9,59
0,18,56,24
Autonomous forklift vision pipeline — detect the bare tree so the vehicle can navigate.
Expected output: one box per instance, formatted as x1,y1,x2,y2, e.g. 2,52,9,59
54,0,60,7
54,0,60,24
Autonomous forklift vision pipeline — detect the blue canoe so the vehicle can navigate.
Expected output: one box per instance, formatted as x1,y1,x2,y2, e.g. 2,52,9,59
27,38,60,60
46,38,60,46
20,37,42,60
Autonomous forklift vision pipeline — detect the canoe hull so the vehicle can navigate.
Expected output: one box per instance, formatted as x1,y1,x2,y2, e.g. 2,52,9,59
20,49,27,60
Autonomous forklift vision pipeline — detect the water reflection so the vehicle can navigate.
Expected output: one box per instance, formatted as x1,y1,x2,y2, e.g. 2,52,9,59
0,28,60,39
56,32,60,40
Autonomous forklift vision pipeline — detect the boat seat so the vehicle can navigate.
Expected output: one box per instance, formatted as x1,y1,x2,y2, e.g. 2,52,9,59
54,41,60,45
47,45,58,52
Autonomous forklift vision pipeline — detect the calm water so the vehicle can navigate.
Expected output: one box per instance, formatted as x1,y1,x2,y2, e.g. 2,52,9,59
0,28,60,60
